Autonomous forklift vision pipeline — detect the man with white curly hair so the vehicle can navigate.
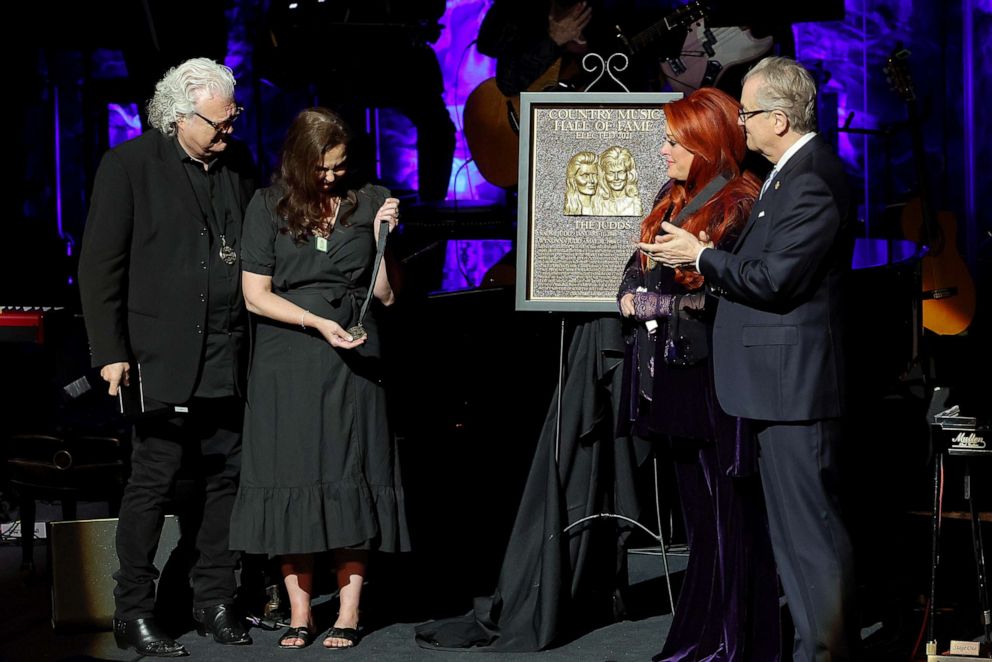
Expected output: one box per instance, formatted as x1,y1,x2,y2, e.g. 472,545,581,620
79,57,257,656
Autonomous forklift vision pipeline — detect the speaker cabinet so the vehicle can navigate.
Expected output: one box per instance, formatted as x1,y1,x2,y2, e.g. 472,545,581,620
48,515,181,629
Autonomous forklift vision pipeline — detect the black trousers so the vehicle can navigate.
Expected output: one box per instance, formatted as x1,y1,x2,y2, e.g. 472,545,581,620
756,419,858,662
113,397,243,619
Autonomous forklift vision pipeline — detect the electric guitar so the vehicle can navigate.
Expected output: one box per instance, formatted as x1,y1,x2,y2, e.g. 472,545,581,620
884,48,975,335
463,1,706,188
660,22,773,94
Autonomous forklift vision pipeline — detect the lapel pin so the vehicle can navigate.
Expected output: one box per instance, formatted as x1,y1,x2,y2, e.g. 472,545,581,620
774,181,781,190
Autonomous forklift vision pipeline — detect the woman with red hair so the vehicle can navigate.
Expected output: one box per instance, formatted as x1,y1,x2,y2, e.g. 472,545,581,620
617,87,780,661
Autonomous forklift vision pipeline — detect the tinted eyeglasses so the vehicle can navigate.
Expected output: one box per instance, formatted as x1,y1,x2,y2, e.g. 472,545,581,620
194,106,244,133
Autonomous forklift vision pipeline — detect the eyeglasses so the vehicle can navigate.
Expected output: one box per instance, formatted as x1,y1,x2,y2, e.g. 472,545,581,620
738,108,774,122
194,106,244,133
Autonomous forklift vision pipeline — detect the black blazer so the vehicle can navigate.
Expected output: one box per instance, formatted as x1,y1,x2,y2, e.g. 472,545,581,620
78,129,257,404
699,136,853,422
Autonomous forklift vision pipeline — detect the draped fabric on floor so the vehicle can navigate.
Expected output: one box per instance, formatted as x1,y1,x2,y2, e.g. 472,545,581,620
415,317,652,651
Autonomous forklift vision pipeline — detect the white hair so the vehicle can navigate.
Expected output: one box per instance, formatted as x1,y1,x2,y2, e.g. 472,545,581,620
744,56,818,134
147,57,236,136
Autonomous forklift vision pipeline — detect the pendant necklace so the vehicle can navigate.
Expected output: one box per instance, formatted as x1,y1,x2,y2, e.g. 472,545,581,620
315,197,340,253
219,234,237,264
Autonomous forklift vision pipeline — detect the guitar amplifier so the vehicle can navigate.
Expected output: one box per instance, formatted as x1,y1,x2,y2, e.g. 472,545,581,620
931,386,990,456
47,515,181,629
941,420,990,456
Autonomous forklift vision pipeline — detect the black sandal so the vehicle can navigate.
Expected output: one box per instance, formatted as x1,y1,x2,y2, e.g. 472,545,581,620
278,626,312,649
323,626,360,649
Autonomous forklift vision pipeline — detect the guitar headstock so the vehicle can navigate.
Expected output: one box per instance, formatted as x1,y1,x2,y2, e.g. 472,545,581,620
664,1,707,32
884,47,916,103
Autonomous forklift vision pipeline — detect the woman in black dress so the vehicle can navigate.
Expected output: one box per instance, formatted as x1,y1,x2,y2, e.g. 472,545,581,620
229,107,409,649
617,88,779,661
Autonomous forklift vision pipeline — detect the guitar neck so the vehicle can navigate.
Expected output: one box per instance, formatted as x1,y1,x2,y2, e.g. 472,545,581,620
629,20,672,55
885,49,945,253
625,2,705,55
905,99,943,251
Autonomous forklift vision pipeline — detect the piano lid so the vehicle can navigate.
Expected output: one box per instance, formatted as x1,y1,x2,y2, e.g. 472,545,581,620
851,238,920,270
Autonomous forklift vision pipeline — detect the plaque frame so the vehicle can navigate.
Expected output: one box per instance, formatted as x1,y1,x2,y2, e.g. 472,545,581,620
515,91,682,313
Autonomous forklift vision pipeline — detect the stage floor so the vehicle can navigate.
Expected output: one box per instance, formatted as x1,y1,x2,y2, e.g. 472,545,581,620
0,501,684,662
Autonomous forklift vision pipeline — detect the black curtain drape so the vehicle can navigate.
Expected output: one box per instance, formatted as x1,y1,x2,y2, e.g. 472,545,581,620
415,316,652,651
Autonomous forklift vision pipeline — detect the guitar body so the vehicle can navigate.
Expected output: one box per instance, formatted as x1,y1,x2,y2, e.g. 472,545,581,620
662,23,773,94
463,78,524,188
463,61,563,188
900,199,976,335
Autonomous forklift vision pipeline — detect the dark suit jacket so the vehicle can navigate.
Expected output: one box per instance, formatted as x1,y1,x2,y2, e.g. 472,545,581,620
78,129,257,404
699,135,853,422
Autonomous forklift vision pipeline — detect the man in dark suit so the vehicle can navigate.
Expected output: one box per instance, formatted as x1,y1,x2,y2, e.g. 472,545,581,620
646,56,857,660
79,57,256,656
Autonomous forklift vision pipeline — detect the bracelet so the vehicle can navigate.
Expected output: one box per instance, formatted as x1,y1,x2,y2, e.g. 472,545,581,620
300,310,309,329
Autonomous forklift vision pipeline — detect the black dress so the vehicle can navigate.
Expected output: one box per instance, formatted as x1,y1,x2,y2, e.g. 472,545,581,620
229,183,410,555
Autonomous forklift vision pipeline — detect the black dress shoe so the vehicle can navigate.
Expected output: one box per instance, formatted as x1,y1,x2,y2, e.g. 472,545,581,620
193,603,252,645
113,617,189,657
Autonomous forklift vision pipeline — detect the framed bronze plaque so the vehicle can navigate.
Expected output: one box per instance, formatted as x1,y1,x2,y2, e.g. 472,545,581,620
515,92,682,312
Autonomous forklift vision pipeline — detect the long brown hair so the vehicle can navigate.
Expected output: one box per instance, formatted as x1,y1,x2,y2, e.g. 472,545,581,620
276,107,359,241
640,88,760,288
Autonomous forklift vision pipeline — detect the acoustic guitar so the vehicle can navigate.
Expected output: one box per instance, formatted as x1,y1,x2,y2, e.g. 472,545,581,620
463,60,567,188
463,1,706,188
884,48,975,335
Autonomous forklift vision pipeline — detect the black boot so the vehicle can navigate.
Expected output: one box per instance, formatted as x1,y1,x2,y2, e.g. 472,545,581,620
193,603,252,645
113,617,189,657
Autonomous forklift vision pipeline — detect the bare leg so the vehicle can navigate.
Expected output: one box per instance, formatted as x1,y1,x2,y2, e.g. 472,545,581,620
324,549,367,648
280,554,314,647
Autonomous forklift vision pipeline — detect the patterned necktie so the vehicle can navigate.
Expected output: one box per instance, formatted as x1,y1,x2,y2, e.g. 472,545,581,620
760,168,778,199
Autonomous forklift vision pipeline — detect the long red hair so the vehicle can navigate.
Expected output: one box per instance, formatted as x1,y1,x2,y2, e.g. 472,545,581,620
640,88,760,289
